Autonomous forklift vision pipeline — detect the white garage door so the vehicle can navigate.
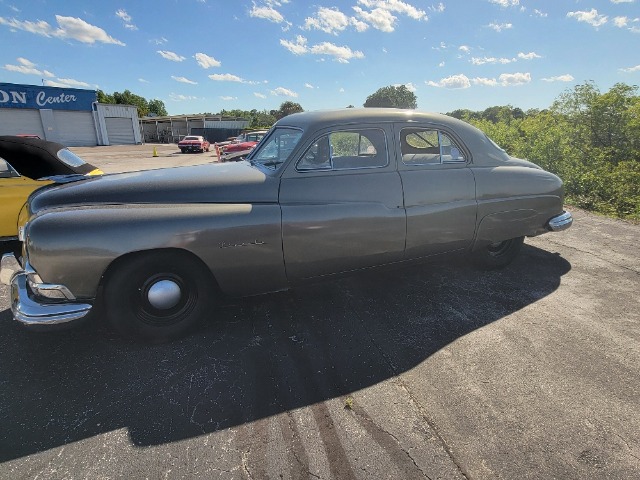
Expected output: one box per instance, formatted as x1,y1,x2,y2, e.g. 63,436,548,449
53,110,97,146
105,117,136,145
0,109,45,138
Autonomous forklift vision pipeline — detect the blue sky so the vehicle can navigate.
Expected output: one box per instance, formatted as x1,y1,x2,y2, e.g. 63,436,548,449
1,0,638,115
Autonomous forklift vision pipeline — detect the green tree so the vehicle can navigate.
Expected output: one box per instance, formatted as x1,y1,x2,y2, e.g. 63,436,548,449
363,85,417,109
276,101,304,119
147,99,168,117
96,89,114,104
112,90,150,117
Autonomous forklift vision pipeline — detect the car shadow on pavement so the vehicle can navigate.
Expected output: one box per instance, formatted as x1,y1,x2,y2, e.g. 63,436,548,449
0,244,570,461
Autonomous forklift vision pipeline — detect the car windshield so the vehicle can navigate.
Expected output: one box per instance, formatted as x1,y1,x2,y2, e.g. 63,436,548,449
247,127,303,171
184,136,200,141
56,148,88,168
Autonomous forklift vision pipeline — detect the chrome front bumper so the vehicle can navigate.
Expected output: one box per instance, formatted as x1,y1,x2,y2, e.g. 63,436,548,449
548,211,573,232
1,253,92,327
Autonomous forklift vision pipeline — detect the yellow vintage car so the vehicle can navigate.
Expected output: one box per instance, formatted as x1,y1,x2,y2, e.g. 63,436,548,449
0,136,102,241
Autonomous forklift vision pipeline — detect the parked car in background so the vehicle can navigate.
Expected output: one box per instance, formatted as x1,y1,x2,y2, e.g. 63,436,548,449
219,130,268,162
15,134,41,139
1,109,572,342
0,136,102,242
178,135,210,153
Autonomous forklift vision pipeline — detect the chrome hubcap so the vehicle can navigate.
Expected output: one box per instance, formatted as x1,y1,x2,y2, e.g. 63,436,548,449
147,280,182,310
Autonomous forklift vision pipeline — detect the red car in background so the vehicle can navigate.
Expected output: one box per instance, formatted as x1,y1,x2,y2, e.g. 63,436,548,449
219,130,268,162
178,135,210,153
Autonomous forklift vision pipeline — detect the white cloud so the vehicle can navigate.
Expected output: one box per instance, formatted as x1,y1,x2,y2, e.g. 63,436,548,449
472,77,499,87
280,35,308,55
613,16,629,27
0,15,125,45
426,74,471,89
116,9,137,30
488,22,513,32
430,3,445,13
567,9,608,28
398,82,417,92
610,0,635,3
357,0,427,20
499,72,531,85
209,73,244,82
353,6,396,32
304,83,315,89
254,92,267,98
115,9,132,23
532,9,548,18
310,42,365,63
138,78,150,83
438,61,445,67
271,87,298,97
172,76,198,85
471,56,515,65
619,64,640,72
541,74,575,82
459,45,470,53
51,77,90,88
304,7,350,35
488,0,519,7
152,37,168,45
3,57,55,77
169,93,199,101
220,96,237,101
280,36,364,63
250,5,283,23
157,50,186,62
518,51,542,60
194,53,221,68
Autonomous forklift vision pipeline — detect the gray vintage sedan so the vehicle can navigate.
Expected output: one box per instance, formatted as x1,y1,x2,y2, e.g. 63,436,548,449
1,109,572,341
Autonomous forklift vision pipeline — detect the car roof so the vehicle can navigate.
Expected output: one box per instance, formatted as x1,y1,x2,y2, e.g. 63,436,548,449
275,108,467,129
273,108,504,162
0,136,96,179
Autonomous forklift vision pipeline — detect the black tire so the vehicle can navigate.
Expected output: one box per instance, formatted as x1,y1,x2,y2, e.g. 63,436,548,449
103,251,215,342
180,148,186,154
471,236,524,270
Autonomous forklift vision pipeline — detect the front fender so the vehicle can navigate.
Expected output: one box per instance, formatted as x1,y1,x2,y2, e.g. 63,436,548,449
26,203,286,298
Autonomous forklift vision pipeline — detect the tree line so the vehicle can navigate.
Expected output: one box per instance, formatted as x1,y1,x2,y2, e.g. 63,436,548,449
448,82,639,221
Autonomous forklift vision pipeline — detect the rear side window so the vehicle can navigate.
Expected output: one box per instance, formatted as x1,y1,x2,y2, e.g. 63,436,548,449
401,128,466,165
56,149,88,168
0,158,19,178
297,128,388,171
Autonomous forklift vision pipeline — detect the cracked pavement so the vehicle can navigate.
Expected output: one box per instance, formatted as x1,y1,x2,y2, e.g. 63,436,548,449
0,145,638,479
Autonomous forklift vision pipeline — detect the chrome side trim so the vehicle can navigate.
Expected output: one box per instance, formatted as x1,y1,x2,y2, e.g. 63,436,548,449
548,211,573,232
11,272,92,326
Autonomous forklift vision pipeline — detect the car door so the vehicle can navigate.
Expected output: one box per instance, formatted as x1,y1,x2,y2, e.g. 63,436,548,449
279,126,406,281
0,159,46,238
396,124,477,259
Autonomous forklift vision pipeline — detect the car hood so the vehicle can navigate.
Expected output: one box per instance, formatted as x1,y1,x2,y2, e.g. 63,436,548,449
28,161,279,215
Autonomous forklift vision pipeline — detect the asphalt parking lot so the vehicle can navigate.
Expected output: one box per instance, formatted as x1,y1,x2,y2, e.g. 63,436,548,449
1,145,638,479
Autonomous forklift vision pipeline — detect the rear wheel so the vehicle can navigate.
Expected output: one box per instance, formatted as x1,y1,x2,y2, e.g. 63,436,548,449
180,148,186,153
471,236,524,269
103,251,215,342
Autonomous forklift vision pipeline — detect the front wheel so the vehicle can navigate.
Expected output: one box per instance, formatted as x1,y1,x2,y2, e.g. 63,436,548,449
470,236,524,270
102,251,215,342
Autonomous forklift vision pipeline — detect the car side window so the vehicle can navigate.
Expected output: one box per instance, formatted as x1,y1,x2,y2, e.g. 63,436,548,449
0,158,19,178
297,128,388,171
401,128,466,165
